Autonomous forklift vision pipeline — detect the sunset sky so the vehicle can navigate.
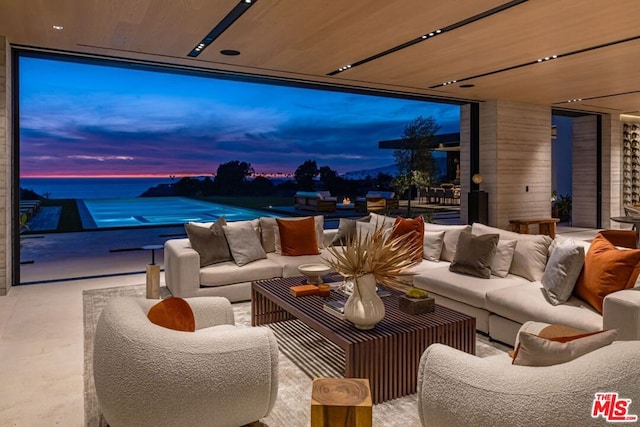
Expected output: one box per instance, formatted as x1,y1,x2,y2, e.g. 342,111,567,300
19,55,460,178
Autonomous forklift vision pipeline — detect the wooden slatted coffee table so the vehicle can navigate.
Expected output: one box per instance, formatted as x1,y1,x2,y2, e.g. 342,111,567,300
251,275,476,404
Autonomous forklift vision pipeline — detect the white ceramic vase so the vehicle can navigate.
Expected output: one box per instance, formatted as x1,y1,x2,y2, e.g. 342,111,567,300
344,273,385,330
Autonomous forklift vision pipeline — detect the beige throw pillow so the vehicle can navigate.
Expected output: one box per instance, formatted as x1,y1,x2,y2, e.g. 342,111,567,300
423,231,445,262
512,329,618,366
424,224,471,262
369,212,395,229
491,239,517,277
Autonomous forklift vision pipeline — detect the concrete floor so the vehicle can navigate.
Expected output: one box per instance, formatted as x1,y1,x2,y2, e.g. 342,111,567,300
0,272,150,426
0,225,602,426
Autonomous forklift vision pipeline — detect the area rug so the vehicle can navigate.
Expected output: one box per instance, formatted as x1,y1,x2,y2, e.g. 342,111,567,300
83,284,509,427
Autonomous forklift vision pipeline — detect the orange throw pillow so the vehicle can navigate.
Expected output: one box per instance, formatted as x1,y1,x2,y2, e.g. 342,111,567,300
599,229,638,249
147,297,196,332
277,217,320,256
391,216,425,262
573,234,640,313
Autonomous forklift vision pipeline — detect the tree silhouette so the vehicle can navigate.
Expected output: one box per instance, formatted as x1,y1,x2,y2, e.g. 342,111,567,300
214,160,254,195
294,160,319,191
394,116,440,215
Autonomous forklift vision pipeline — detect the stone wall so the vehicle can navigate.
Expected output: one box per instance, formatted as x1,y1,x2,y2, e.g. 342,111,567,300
479,100,552,229
572,116,598,228
459,104,470,224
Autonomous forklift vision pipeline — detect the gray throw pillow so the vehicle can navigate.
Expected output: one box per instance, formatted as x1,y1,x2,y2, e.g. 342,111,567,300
449,231,499,279
222,222,267,266
331,215,370,246
541,239,585,305
184,217,231,267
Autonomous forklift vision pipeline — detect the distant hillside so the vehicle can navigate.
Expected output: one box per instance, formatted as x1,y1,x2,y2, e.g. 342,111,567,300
341,164,399,180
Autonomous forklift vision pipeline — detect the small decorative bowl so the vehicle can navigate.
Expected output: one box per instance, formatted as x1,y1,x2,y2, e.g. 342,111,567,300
298,263,331,284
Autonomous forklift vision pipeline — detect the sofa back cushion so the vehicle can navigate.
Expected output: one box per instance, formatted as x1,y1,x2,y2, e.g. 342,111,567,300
276,217,320,256
424,223,472,262
573,233,640,313
471,223,552,281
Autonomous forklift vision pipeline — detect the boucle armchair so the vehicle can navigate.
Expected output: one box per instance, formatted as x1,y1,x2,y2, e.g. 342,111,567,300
93,297,279,427
417,339,640,426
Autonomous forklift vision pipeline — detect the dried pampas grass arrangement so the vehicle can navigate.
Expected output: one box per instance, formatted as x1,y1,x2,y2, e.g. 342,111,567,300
323,225,423,291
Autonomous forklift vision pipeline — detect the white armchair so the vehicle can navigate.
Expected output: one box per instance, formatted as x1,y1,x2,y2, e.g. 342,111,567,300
93,297,279,427
417,335,640,426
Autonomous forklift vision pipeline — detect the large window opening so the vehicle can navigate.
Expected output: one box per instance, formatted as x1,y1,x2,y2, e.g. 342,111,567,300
16,51,461,284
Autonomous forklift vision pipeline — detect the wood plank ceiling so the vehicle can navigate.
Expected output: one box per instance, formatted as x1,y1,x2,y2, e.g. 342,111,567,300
0,0,639,115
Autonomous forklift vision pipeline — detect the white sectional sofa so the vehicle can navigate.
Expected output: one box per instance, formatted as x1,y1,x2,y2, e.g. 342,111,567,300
165,217,340,302
164,215,640,346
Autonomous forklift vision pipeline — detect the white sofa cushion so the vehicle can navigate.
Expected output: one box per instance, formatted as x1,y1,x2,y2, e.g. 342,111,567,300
471,223,552,281
200,258,282,287
267,248,335,278
413,267,528,309
486,282,602,332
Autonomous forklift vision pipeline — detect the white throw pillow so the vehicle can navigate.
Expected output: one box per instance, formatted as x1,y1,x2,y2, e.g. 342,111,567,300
541,239,585,305
423,231,445,262
491,239,517,277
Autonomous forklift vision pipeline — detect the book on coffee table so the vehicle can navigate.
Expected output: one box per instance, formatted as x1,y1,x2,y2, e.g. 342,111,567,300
323,300,346,319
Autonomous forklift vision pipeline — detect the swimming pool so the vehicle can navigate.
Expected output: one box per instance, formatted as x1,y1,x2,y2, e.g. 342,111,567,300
79,197,279,229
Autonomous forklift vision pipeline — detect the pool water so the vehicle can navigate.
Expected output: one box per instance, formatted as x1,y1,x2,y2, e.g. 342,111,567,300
79,197,278,229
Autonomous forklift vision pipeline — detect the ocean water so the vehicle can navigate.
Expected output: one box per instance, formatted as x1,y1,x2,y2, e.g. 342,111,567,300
20,177,175,199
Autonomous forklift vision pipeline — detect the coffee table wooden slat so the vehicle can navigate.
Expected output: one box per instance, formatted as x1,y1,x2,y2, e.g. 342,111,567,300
252,275,475,404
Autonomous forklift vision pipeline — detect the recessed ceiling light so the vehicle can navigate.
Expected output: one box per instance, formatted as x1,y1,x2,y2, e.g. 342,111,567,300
220,49,240,56
52,25,63,30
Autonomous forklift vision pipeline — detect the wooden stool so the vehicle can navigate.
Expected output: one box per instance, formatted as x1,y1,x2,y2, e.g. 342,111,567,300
311,378,372,427
509,218,560,238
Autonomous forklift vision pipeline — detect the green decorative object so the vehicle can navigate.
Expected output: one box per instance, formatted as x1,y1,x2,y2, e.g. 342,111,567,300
399,291,435,315
405,287,428,299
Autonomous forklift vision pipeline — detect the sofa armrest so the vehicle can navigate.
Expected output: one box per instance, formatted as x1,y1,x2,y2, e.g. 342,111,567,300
603,288,640,340
164,239,201,298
